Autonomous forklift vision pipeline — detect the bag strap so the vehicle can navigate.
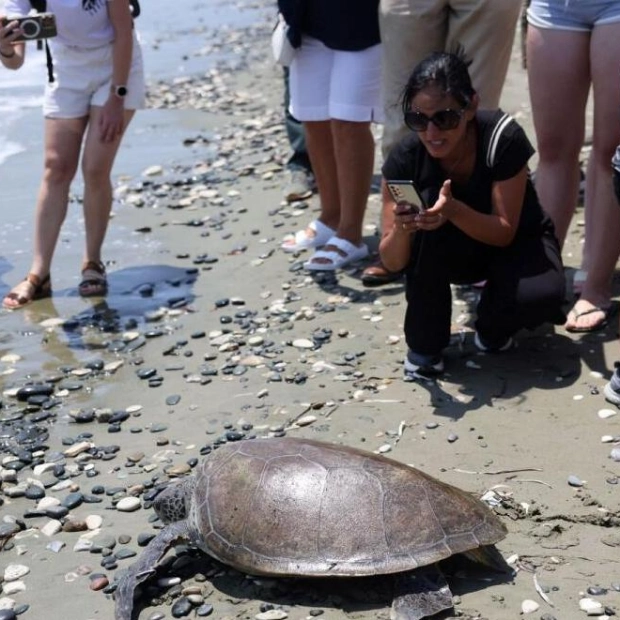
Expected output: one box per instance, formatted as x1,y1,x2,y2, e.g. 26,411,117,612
486,113,513,168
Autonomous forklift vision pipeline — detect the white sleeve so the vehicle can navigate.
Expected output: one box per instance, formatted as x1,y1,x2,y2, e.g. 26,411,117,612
4,0,32,17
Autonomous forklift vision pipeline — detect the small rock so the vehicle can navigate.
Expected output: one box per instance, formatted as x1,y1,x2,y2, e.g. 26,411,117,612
520,599,539,614
255,611,288,620
3,565,29,582
116,497,141,512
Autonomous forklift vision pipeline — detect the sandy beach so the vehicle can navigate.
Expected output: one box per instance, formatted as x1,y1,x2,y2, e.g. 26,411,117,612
1,3,619,620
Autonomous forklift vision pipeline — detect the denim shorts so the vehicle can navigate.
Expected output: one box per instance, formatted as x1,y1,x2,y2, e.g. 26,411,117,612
527,0,620,31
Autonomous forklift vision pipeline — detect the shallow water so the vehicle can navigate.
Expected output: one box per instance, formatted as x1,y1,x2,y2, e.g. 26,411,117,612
0,0,270,375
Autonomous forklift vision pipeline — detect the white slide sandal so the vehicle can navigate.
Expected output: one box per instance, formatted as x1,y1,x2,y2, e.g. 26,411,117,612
303,235,369,271
281,220,336,253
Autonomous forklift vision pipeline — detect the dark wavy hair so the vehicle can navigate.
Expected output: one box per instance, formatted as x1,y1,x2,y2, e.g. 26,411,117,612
400,49,477,117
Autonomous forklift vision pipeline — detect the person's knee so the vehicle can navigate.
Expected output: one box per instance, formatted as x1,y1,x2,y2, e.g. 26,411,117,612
536,134,582,163
43,152,77,185
81,159,112,186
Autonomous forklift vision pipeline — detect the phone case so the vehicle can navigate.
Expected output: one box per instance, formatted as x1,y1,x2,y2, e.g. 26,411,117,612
386,180,426,212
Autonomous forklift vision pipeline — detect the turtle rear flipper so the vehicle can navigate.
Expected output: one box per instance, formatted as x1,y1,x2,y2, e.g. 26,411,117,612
390,565,453,620
115,521,189,620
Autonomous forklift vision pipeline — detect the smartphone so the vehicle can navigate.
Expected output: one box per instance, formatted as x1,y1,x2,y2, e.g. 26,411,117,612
1,13,57,42
386,180,426,214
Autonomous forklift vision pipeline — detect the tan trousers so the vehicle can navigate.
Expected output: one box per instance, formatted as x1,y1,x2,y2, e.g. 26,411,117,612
380,0,523,155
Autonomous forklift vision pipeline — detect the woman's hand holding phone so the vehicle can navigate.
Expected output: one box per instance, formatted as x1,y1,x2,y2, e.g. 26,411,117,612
392,179,452,233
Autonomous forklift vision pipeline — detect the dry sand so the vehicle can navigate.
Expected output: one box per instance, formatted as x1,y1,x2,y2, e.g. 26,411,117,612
0,11,619,620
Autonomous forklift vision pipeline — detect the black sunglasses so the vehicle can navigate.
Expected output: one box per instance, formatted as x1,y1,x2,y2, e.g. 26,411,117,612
404,108,465,132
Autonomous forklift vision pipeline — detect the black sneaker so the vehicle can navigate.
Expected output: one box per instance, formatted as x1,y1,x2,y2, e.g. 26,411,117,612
404,350,444,379
603,363,620,408
474,331,515,353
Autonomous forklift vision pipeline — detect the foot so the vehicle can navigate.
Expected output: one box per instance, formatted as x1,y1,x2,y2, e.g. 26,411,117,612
565,299,610,333
474,331,515,353
603,363,620,408
2,273,52,310
281,220,335,253
303,236,369,271
284,168,315,203
361,261,403,287
79,260,108,297
404,350,444,380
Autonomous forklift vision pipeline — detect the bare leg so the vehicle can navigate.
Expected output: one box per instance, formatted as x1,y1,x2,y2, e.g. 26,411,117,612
526,26,590,246
303,119,341,231
331,119,374,245
2,117,87,308
567,23,620,330
81,106,135,267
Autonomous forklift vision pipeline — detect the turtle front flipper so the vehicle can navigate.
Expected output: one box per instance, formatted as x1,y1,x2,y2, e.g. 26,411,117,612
390,565,453,620
115,521,189,620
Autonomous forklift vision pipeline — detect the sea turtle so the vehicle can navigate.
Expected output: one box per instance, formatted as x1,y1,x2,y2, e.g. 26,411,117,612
115,437,509,620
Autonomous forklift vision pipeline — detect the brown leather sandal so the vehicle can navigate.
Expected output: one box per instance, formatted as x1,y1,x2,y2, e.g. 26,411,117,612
78,260,108,298
361,261,403,287
2,273,52,309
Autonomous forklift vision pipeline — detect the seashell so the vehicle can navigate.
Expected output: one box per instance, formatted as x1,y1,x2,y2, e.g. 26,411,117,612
598,408,617,419
521,599,539,614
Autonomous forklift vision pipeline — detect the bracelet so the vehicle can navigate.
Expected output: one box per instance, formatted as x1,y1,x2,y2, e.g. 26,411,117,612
0,47,16,59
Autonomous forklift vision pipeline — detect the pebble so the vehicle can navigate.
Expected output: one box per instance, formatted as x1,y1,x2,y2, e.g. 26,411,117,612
255,611,289,620
196,603,214,616
3,565,29,582
89,576,109,591
40,520,62,537
598,409,617,419
568,475,585,487
171,597,193,617
116,497,141,512
520,599,539,614
579,598,603,614
85,515,103,530
1,583,25,597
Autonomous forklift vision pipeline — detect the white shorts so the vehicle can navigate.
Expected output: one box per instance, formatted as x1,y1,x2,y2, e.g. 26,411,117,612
289,36,383,123
43,34,146,119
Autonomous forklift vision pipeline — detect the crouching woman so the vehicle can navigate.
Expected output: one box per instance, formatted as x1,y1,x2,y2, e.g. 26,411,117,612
379,51,566,379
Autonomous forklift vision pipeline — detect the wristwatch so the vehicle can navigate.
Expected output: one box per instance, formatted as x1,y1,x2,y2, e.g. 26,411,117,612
112,85,128,98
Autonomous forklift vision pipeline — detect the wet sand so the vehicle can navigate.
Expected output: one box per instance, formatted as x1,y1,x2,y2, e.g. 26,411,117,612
0,6,619,620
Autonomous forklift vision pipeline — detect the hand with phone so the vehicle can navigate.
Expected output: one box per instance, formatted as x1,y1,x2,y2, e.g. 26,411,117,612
386,179,448,233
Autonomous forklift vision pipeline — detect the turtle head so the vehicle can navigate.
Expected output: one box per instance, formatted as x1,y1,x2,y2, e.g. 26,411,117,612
153,477,195,524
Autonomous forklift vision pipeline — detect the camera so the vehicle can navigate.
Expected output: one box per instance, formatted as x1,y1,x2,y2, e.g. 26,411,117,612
2,13,57,41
